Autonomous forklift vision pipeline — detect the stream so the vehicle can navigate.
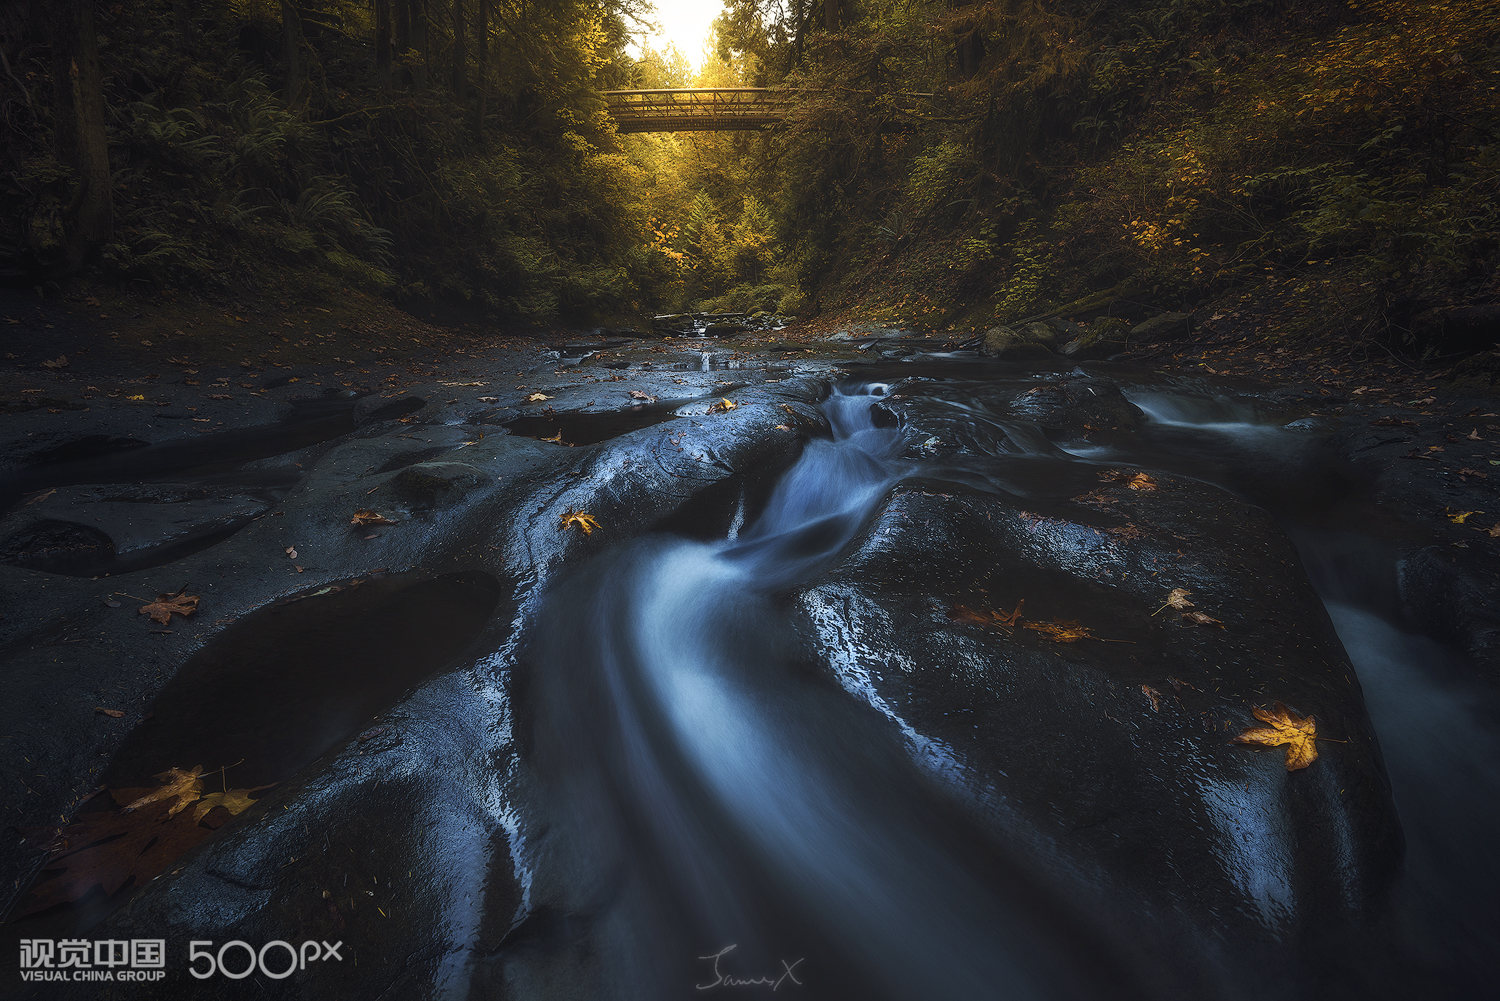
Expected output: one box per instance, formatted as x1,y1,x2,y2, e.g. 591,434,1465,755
516,365,1497,1000
4,352,1494,1001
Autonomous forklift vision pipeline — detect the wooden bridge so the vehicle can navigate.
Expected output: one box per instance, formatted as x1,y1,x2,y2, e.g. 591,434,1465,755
603,88,800,133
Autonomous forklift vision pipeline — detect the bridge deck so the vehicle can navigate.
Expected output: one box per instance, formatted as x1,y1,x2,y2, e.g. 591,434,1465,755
603,88,799,133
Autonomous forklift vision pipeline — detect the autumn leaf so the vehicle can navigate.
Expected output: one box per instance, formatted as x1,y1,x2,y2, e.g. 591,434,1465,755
350,509,398,527
709,397,738,414
541,430,569,445
93,707,125,719
526,392,553,403
41,355,68,369
1154,588,1196,615
1232,703,1320,771
1023,619,1096,643
138,590,200,625
629,390,658,402
1128,473,1157,491
191,787,266,824
1141,684,1163,712
953,599,1025,630
1448,510,1479,524
122,766,205,817
559,510,601,535
1183,610,1225,628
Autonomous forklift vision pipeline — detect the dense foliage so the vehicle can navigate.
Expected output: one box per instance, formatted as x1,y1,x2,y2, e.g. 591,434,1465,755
3,0,1495,344
1,0,654,321
718,0,1500,347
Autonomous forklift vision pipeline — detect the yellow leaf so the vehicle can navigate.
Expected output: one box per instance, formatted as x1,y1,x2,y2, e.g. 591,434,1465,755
123,767,205,817
191,788,262,823
559,510,601,535
1232,703,1319,771
1449,510,1477,524
709,397,738,414
350,509,398,527
526,392,553,403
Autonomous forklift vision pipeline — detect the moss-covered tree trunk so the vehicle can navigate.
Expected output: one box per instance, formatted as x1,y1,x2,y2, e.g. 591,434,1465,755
43,0,113,272
279,0,307,108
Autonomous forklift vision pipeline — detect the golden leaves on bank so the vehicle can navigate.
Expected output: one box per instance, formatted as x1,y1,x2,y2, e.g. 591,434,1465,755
137,588,200,625
951,599,1130,644
559,510,601,535
1233,703,1322,771
18,768,271,916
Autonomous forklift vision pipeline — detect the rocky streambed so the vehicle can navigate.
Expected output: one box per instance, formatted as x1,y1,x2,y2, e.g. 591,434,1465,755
1,330,1496,1000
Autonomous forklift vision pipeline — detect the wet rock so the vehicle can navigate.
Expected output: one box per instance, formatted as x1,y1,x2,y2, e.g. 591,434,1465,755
0,483,274,575
1062,317,1132,360
1131,311,1194,342
388,460,490,512
797,467,1402,997
980,325,1055,360
353,393,425,423
704,321,750,337
1399,545,1500,668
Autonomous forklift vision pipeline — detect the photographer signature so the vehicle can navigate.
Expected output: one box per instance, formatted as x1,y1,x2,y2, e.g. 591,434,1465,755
696,945,805,992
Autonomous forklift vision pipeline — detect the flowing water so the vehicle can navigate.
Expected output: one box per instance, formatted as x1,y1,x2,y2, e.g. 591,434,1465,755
521,369,1496,1000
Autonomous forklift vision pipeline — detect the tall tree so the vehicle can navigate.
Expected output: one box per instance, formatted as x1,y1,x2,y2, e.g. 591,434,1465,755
280,0,308,107
473,0,489,133
375,0,392,85
42,0,113,270
450,0,465,97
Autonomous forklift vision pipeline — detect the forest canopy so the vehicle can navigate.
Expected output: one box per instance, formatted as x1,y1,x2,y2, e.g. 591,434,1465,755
1,0,1496,348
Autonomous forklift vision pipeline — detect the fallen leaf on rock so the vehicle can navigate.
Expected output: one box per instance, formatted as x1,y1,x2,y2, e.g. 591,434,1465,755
1155,588,1196,615
94,707,125,718
1233,703,1320,771
709,397,738,414
122,767,205,817
526,392,553,403
1183,610,1225,628
1023,619,1096,643
541,430,569,445
1490,523,1500,538
138,590,199,625
629,390,657,402
41,355,68,369
559,510,601,535
1141,685,1163,712
350,509,398,527
953,599,1026,631
1448,510,1479,524
191,787,265,824
1128,473,1157,491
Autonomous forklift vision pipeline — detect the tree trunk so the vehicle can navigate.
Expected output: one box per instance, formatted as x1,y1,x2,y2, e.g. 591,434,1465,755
824,0,839,32
950,0,984,79
472,0,488,133
374,0,391,86
393,0,410,83
279,0,307,107
450,0,465,98
44,0,113,271
410,0,429,87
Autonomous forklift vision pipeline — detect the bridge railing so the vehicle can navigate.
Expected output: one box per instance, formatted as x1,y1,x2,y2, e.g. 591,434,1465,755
602,88,801,133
